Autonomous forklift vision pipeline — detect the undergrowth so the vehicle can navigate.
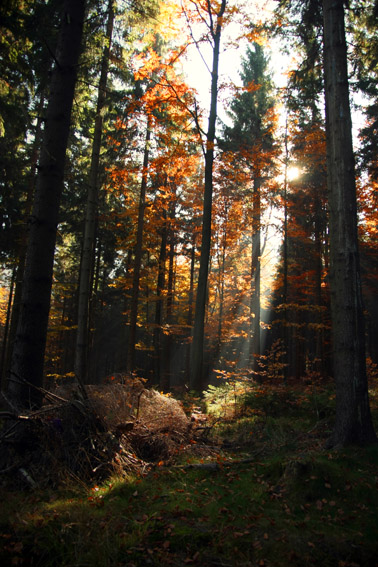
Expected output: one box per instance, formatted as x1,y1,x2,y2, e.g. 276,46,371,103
1,381,378,567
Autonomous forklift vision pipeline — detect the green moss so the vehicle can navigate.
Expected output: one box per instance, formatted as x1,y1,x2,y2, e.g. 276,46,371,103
1,384,378,566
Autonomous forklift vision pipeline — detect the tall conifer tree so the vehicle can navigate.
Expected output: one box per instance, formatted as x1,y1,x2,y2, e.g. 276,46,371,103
8,0,86,408
221,43,276,370
322,0,376,445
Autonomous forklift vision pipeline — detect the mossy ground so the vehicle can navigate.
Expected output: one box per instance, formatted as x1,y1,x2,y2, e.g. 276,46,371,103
1,381,378,566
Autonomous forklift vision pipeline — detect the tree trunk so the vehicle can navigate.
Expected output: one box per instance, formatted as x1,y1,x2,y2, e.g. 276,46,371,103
7,0,86,409
190,0,227,391
128,119,151,371
314,188,325,373
154,212,167,387
282,118,289,382
250,177,261,371
216,234,226,356
4,92,46,388
186,236,196,383
322,0,376,446
74,0,114,385
162,201,176,391
0,268,16,388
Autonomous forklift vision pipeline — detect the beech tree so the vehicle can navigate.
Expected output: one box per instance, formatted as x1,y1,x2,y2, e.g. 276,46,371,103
105,34,200,380
127,117,152,372
188,0,227,391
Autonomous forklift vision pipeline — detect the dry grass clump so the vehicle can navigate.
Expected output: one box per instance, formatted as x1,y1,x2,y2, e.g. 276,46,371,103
0,378,193,489
81,381,192,465
85,382,189,433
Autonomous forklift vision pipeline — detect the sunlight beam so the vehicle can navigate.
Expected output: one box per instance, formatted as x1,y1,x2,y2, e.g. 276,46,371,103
287,166,301,181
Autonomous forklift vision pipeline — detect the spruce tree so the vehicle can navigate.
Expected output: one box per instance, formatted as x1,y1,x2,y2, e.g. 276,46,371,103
221,43,276,371
8,0,86,408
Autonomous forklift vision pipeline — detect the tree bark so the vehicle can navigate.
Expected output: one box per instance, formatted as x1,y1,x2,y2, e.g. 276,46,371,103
154,211,167,387
4,92,46,388
216,231,226,355
322,0,376,446
282,117,289,382
250,176,261,370
190,0,227,391
74,0,114,385
186,236,196,382
128,119,151,371
7,0,86,408
0,268,15,388
162,199,176,391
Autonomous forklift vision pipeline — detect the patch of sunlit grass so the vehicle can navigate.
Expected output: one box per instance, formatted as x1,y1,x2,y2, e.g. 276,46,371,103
2,385,378,566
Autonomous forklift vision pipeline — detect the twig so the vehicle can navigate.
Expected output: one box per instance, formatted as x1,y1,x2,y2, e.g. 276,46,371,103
136,390,144,420
0,421,19,442
0,411,30,421
9,370,88,406
19,467,37,488
168,447,267,471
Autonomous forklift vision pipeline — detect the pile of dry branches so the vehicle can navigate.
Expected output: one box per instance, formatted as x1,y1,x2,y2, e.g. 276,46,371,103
0,377,196,489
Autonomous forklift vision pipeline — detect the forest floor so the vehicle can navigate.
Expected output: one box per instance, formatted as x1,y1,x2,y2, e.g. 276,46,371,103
1,378,378,566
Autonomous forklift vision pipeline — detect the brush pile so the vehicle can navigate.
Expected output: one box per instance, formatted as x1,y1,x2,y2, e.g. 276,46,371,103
0,376,197,489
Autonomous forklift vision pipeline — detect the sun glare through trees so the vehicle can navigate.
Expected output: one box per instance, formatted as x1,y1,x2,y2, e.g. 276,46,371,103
0,0,377,450
286,166,301,181
1,3,378,565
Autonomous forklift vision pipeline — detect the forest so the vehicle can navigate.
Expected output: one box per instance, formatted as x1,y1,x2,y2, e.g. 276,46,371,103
1,0,378,565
